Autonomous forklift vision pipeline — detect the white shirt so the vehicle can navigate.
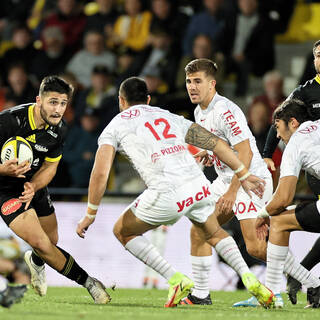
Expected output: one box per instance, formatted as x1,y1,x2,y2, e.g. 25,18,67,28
194,92,270,183
280,120,320,179
99,104,204,192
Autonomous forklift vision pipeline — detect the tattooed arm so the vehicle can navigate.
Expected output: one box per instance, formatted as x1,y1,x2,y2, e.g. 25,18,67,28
185,123,248,177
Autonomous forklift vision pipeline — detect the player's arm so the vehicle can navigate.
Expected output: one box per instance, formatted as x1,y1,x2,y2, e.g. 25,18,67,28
264,176,297,216
19,159,60,209
185,123,265,197
255,175,297,239
218,139,253,213
262,125,279,171
76,144,116,238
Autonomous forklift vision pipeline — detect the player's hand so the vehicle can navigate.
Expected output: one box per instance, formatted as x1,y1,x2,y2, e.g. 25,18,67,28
240,174,265,199
0,159,31,178
216,191,236,215
264,158,276,171
194,150,213,167
255,217,270,240
19,182,35,209
76,216,95,239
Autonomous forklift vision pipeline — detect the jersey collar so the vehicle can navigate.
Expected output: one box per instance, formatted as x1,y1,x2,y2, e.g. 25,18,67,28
315,74,320,85
28,104,49,130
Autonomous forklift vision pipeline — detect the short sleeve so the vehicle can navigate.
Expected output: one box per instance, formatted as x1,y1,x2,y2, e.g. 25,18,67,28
98,119,118,150
279,141,301,178
214,101,250,146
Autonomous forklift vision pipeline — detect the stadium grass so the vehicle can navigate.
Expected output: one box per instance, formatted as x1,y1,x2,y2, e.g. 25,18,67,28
0,287,318,320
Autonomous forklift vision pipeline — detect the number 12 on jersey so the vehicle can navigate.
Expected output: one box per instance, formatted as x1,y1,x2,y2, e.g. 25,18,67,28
144,118,176,140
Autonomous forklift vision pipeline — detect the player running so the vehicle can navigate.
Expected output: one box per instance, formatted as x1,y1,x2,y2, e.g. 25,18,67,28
76,76,274,308
0,76,110,304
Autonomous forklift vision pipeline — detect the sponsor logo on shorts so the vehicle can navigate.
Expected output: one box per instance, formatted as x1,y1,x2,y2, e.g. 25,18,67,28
177,185,211,212
1,198,22,215
234,201,257,215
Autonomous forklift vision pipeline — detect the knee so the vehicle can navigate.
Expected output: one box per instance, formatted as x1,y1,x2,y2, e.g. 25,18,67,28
26,235,52,253
190,225,206,246
113,222,127,245
270,215,285,233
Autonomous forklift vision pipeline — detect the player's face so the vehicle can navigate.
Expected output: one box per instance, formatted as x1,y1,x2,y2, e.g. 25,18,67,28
274,119,293,144
186,71,216,108
314,45,320,74
39,92,68,126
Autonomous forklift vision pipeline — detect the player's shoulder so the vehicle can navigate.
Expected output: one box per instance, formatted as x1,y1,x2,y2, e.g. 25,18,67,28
290,78,318,98
0,103,31,125
213,93,242,115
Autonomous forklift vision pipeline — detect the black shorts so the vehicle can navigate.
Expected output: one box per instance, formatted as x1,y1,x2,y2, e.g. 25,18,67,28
305,172,320,197
0,187,55,226
295,201,320,233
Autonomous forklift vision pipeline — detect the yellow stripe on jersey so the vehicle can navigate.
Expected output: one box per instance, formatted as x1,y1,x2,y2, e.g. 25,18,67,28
28,104,37,130
315,74,320,85
45,155,62,162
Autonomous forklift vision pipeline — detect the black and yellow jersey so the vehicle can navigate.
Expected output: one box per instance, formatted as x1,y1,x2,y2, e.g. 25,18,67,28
263,74,320,158
288,74,320,120
0,103,67,190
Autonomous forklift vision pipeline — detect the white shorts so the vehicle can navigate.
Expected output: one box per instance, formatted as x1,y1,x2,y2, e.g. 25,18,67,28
129,176,214,225
211,175,273,221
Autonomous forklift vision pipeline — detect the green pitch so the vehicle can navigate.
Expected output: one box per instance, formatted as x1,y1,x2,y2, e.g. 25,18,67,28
0,287,318,320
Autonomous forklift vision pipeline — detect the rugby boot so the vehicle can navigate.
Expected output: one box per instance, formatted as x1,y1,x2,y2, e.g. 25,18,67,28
164,272,194,307
233,296,259,307
286,275,301,305
85,277,111,304
242,273,275,308
24,250,47,296
0,285,27,308
180,293,212,305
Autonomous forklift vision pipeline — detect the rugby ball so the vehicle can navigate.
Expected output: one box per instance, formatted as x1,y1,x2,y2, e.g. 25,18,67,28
1,136,33,164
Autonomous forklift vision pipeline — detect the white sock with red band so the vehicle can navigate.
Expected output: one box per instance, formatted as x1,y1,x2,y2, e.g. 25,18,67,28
125,236,176,281
215,236,250,276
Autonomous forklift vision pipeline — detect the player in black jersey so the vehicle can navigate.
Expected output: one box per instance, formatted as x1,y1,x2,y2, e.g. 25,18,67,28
0,76,111,304
263,40,320,306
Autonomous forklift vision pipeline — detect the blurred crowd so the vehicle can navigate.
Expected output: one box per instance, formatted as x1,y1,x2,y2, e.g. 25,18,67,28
0,0,313,192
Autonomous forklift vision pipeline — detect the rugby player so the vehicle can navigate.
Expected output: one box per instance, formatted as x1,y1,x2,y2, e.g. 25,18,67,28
182,58,320,308
256,99,320,308
0,76,110,304
76,76,275,308
263,40,320,305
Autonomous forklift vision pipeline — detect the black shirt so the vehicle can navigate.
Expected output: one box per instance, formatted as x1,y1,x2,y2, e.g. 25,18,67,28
0,103,67,191
263,75,320,158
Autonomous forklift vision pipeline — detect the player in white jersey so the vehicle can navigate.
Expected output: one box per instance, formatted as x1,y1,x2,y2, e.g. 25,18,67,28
255,99,320,308
76,77,275,308
183,59,320,307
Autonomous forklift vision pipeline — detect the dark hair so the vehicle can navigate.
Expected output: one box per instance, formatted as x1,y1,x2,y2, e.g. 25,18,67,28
185,58,218,78
313,40,320,55
39,75,73,99
119,77,149,105
272,99,309,126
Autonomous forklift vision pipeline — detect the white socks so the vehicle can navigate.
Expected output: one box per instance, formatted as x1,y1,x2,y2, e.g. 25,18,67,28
267,242,320,294
191,255,212,299
215,236,250,276
125,236,176,281
284,250,320,289
266,242,288,294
